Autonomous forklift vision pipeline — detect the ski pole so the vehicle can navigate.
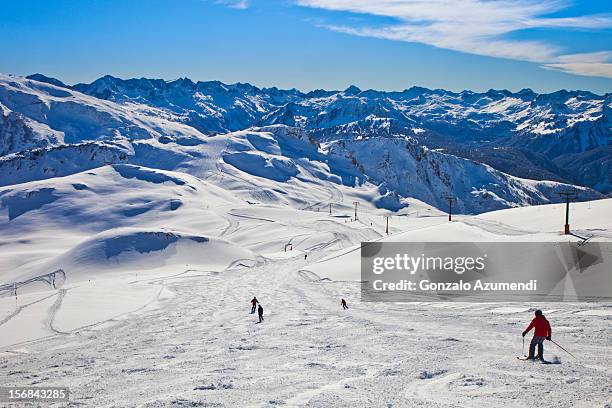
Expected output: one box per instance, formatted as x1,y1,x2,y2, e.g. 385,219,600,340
522,336,525,356
548,339,577,359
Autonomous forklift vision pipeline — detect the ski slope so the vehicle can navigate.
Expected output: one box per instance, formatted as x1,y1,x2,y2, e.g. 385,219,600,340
0,165,611,407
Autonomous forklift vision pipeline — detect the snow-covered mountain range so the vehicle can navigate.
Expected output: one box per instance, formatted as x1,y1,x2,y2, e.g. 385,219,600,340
0,73,609,215
67,74,612,192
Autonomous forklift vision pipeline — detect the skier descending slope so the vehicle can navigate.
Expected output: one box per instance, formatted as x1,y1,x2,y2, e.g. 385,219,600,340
258,304,264,323
341,298,348,310
250,297,258,314
522,310,552,361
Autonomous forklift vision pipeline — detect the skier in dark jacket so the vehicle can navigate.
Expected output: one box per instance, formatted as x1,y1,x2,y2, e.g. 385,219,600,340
258,304,264,323
522,309,552,361
341,298,348,310
250,297,258,314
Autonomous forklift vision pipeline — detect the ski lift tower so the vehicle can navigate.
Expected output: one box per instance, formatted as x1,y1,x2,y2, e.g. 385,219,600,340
442,194,456,222
384,215,391,235
559,190,578,235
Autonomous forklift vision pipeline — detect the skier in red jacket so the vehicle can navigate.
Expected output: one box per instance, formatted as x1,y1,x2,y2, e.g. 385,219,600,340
522,309,552,361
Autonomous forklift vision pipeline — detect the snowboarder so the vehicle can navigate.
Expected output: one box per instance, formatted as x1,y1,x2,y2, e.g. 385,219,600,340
250,297,258,314
522,309,552,361
341,298,348,310
304,253,308,260
258,304,264,323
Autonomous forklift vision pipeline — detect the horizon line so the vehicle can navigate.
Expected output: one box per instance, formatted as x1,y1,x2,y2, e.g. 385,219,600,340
12,72,611,98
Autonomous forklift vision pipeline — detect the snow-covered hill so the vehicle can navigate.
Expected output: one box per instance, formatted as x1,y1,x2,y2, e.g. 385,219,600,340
0,74,208,156
1,160,610,406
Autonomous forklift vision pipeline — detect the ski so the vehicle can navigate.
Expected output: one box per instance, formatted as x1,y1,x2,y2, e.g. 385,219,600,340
517,357,553,364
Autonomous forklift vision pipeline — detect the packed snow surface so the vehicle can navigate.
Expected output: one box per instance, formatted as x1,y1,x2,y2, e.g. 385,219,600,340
0,163,610,407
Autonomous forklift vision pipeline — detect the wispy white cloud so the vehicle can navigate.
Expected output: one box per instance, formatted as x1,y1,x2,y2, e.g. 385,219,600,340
216,0,249,9
297,0,612,78
544,51,612,78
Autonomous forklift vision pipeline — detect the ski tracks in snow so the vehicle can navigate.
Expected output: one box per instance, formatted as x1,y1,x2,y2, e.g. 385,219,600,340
44,288,69,335
1,255,611,406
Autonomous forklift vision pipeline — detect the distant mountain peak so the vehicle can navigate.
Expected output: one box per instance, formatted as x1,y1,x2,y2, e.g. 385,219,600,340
167,77,195,87
343,85,362,95
26,74,68,88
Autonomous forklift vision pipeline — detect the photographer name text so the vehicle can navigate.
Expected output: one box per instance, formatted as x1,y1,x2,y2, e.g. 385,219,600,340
371,279,538,292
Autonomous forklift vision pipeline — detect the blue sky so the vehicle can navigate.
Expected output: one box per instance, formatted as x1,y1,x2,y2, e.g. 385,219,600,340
1,0,611,93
